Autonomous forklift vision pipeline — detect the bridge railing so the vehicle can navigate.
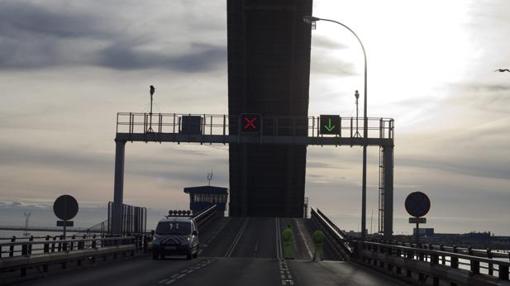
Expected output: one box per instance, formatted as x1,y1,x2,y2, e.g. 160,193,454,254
0,234,150,259
366,238,510,261
116,112,394,140
310,208,352,260
0,234,152,278
193,204,219,229
353,240,510,285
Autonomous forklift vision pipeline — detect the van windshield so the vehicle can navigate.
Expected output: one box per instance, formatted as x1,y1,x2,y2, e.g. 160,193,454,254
156,221,192,235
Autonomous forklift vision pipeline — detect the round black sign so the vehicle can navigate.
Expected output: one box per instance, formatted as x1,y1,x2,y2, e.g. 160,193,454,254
405,192,430,217
53,195,79,221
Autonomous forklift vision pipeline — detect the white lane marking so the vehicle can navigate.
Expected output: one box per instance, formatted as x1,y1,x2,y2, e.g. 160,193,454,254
199,217,230,255
275,217,283,259
157,259,216,285
294,218,313,259
225,218,250,257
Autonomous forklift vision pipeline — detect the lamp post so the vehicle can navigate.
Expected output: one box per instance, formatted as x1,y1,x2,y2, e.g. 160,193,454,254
354,90,361,138
148,85,155,132
304,16,369,240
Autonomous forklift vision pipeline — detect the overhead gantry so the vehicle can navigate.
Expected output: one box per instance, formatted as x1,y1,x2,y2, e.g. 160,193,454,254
111,112,395,239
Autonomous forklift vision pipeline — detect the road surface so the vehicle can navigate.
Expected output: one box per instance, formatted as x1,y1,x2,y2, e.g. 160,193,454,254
11,217,405,286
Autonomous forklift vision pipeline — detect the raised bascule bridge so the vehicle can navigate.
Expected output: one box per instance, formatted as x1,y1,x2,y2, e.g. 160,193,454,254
1,0,509,285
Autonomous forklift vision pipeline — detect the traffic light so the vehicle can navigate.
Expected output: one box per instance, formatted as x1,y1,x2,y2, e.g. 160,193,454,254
320,115,341,135
240,114,261,133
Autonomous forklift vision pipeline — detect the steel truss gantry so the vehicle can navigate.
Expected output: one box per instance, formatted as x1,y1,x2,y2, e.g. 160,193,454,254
111,112,395,239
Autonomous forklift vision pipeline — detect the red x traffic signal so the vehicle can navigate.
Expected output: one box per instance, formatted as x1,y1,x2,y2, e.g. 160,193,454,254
240,114,261,133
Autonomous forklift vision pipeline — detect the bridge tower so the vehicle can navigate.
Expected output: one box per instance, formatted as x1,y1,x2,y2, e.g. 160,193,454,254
227,0,313,217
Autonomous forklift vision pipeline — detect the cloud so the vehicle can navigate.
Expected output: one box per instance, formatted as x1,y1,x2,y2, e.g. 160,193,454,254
0,1,111,69
0,1,227,72
312,35,348,50
97,42,226,72
447,83,510,114
0,2,111,39
398,156,510,181
310,55,356,76
0,200,50,209
0,142,228,187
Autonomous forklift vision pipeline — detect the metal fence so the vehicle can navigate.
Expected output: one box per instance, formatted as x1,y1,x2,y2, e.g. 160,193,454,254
0,235,147,259
116,112,394,140
353,240,510,285
311,208,510,285
107,202,147,234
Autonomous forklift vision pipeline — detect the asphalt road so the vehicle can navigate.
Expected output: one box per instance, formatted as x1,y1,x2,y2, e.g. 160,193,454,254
11,217,406,286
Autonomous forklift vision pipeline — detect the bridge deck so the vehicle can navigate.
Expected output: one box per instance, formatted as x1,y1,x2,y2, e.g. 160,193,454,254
11,217,404,286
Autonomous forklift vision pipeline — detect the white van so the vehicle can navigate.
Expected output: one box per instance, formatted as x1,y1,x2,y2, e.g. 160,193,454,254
152,216,200,260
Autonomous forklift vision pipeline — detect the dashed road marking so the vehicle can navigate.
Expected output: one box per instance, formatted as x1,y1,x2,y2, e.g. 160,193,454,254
157,258,216,285
278,259,295,286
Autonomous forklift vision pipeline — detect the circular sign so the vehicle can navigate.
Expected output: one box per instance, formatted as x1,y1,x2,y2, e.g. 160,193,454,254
405,192,430,217
53,195,79,221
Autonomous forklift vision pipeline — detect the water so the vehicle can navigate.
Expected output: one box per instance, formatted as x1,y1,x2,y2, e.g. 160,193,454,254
0,204,168,239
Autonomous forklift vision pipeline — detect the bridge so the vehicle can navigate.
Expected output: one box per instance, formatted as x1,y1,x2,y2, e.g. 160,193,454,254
2,0,508,285
2,207,509,285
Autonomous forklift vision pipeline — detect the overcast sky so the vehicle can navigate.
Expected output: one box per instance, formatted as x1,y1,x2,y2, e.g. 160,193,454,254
0,0,509,235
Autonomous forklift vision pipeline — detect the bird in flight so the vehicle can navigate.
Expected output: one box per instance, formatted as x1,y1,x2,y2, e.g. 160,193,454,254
495,69,510,72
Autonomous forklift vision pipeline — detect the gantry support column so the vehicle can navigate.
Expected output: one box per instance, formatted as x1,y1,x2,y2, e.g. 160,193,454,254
382,145,394,239
111,139,126,234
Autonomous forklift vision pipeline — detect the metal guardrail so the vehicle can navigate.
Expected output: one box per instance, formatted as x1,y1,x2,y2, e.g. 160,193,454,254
0,234,110,257
310,208,352,260
367,238,510,261
0,234,152,278
309,209,510,284
116,112,394,140
193,204,219,228
353,240,510,285
0,235,150,259
316,209,352,241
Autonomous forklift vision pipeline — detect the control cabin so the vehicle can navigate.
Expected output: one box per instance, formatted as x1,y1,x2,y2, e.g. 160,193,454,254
183,186,228,215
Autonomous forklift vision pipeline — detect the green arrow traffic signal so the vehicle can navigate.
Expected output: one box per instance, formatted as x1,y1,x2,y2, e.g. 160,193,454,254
320,115,341,135
324,118,335,132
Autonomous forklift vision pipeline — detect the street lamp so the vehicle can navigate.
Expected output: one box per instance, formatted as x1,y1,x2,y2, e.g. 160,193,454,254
354,90,361,138
304,16,369,240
